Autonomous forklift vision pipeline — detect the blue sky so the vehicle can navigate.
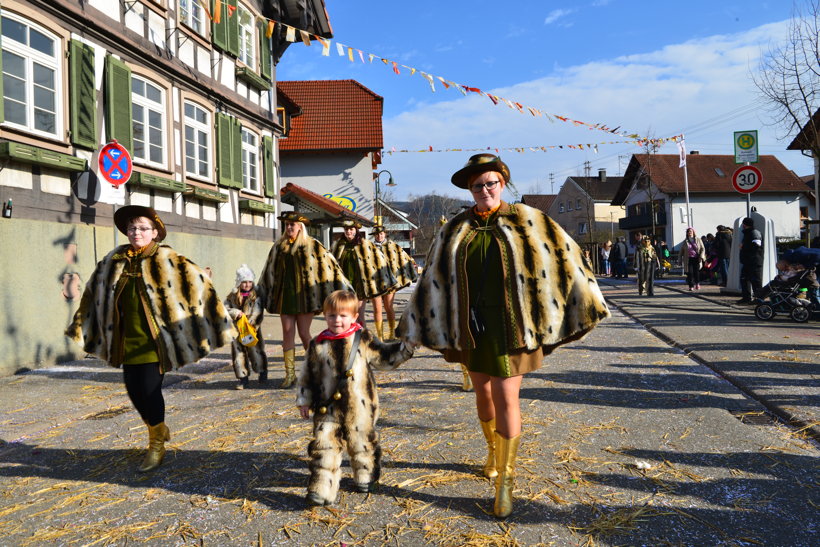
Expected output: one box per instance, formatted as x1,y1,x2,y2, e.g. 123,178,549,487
276,1,815,201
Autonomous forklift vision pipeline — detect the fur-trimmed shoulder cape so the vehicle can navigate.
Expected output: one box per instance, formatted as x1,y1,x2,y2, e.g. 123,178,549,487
397,202,610,354
377,239,418,290
259,237,352,315
66,244,236,372
331,238,398,299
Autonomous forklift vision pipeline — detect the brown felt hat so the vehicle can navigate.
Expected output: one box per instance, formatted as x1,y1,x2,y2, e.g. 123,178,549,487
450,153,511,189
278,211,310,224
340,219,363,229
372,225,386,234
114,205,166,242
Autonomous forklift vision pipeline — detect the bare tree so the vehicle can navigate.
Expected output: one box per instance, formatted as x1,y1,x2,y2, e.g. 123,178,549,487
405,192,470,258
753,0,820,236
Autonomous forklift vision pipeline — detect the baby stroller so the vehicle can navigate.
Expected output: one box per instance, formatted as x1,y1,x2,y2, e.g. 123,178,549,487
754,247,820,323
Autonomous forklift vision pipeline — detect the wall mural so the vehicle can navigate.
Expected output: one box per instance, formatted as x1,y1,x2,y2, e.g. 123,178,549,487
323,194,358,211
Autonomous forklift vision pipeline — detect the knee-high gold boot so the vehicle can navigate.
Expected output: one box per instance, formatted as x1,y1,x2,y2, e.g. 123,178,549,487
374,320,384,340
479,418,497,479
493,432,521,518
460,364,473,391
138,422,170,473
388,318,396,340
281,348,297,388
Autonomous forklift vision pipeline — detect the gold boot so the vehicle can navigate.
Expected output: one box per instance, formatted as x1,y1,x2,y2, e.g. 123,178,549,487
281,348,297,388
388,318,396,340
493,432,521,518
374,320,384,340
479,418,497,479
138,422,170,473
460,364,473,391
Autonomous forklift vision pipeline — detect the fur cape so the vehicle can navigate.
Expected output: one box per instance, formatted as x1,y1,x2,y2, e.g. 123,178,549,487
259,237,352,315
224,286,265,328
376,239,418,290
397,202,610,354
66,244,235,372
331,238,398,299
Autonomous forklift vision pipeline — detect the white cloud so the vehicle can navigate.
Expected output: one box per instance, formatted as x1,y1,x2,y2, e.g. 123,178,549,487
381,20,814,200
544,9,575,25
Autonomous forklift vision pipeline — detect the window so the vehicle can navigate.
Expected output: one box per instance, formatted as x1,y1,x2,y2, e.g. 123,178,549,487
578,222,588,234
241,127,259,193
184,101,211,181
576,198,582,209
179,0,206,36
558,202,564,213
132,76,166,168
567,201,572,211
237,4,256,69
1,15,62,138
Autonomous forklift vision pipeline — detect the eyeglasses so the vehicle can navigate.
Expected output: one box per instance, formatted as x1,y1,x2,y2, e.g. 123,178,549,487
471,180,500,193
127,226,155,234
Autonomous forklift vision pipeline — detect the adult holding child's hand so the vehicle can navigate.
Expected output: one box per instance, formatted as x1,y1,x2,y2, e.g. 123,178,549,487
397,154,610,518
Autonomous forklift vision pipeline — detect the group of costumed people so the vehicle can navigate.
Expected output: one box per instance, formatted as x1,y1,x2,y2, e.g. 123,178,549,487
66,153,609,518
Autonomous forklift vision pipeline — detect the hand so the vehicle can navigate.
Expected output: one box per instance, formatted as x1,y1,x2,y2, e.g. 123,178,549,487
298,405,310,419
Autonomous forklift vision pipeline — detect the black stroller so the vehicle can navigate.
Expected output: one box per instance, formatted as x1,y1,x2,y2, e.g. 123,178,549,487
754,247,820,323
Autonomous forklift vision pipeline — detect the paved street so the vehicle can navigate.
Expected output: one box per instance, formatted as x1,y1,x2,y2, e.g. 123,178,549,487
0,280,818,546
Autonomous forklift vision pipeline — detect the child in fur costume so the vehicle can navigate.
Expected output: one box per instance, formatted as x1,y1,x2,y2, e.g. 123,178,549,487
297,290,414,506
224,265,268,389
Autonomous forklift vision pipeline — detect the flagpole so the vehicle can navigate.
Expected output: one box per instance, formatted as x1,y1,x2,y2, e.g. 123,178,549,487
681,134,691,226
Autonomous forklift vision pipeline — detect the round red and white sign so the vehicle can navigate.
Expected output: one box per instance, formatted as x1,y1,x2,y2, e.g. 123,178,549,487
98,141,132,187
732,165,762,194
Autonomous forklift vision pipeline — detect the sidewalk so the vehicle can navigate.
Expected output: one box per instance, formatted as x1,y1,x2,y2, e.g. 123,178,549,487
598,275,820,440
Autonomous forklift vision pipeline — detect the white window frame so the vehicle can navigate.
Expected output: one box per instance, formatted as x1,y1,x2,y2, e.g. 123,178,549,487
179,0,206,37
558,202,564,213
240,127,259,194
567,200,572,211
183,101,211,182
131,76,167,169
237,4,257,69
0,14,63,139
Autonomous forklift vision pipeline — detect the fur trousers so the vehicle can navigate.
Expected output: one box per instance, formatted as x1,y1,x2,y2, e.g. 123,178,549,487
230,338,268,379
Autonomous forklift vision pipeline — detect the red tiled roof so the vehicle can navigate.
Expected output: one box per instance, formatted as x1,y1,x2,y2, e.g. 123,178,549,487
280,182,372,225
277,80,383,152
613,154,807,204
521,194,557,213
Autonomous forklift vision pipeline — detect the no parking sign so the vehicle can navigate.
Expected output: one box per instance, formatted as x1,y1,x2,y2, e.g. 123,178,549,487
98,141,132,186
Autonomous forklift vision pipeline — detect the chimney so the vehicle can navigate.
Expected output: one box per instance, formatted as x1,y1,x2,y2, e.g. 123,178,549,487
598,168,606,182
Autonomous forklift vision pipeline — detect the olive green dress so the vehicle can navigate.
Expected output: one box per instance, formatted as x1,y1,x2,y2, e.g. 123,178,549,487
118,254,159,365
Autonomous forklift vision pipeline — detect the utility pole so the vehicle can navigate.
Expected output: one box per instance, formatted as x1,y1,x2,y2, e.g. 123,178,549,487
549,172,555,194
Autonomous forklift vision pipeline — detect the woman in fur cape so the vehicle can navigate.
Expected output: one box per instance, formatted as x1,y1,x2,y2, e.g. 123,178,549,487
397,154,610,518
66,206,235,473
331,219,398,327
371,225,418,340
258,212,352,388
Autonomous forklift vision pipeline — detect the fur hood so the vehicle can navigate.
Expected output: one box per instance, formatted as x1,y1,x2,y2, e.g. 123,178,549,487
398,202,610,354
66,244,235,372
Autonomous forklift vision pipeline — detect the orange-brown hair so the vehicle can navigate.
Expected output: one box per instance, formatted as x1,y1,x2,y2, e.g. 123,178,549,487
323,290,359,315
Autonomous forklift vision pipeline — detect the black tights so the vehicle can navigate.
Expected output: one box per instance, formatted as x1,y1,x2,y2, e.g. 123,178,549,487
123,364,165,426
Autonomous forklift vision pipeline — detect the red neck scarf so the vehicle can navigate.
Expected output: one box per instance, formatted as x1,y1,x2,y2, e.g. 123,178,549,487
316,322,362,342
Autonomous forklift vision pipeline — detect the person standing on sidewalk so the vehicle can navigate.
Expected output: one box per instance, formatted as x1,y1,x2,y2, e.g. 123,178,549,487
635,236,660,296
371,225,418,340
66,206,235,472
737,217,764,304
398,154,610,518
611,237,628,278
714,225,733,287
224,265,268,390
332,219,398,327
679,227,706,291
259,212,351,388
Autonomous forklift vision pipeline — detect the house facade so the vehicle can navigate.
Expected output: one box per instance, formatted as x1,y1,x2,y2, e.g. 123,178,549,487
787,108,820,241
612,153,810,253
547,169,624,243
376,199,417,254
0,0,331,376
277,79,384,225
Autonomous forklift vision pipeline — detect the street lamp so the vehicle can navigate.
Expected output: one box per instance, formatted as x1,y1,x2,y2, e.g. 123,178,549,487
374,169,396,225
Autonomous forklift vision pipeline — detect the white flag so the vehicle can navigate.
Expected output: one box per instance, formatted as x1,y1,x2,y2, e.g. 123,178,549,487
677,137,686,168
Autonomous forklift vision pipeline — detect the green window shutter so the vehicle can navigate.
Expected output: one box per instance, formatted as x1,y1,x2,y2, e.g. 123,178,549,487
69,40,97,149
226,0,240,57
263,136,275,198
0,11,4,123
258,21,272,81
232,118,242,187
217,113,240,189
104,55,133,153
211,0,227,51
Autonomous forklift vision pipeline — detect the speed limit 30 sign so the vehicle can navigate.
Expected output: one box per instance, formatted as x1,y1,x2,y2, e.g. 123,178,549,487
732,165,762,194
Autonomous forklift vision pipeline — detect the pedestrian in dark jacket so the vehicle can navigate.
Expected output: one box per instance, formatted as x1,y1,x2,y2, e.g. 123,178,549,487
611,237,628,278
714,225,733,287
737,217,763,304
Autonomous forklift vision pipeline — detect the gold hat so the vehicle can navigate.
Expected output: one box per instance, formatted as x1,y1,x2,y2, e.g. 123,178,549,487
114,205,166,242
372,225,386,234
278,211,310,224
340,219,363,229
451,153,511,189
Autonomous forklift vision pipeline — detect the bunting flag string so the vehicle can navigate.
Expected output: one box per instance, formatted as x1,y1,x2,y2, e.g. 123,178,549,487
199,10,664,142
382,135,682,155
